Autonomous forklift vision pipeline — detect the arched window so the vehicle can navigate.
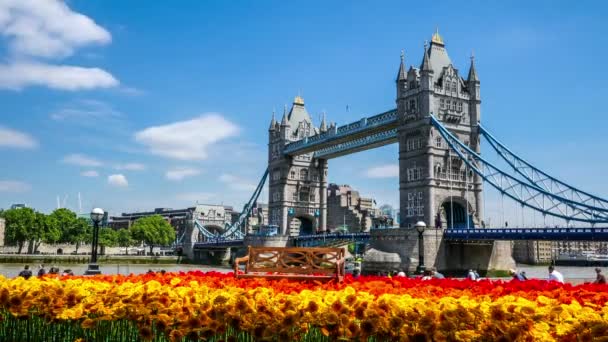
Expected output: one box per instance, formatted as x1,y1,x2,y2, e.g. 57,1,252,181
290,170,296,179
300,169,308,181
451,81,457,93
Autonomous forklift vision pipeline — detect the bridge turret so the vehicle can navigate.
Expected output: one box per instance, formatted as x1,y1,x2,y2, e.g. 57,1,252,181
319,112,327,133
396,50,407,99
280,105,290,139
268,110,277,131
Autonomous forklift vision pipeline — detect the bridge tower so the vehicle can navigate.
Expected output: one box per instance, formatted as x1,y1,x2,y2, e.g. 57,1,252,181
268,97,328,236
397,30,483,230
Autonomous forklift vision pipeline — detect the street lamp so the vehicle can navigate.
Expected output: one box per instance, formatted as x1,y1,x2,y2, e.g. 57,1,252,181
415,221,426,274
85,207,104,275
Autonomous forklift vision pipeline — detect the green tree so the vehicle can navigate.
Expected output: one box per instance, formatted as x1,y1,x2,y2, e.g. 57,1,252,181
98,227,118,255
49,208,77,243
116,228,135,255
70,217,92,254
3,207,36,254
30,212,61,253
130,215,176,256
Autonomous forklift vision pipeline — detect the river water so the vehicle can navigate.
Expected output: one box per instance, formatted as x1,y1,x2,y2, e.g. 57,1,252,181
0,263,599,283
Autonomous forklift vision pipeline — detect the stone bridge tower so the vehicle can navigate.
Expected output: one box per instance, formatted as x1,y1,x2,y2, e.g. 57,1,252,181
268,97,328,236
397,30,482,230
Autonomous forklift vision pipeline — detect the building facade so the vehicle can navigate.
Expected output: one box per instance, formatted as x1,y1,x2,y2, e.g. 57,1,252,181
326,184,375,232
396,31,482,229
109,204,234,242
0,218,4,246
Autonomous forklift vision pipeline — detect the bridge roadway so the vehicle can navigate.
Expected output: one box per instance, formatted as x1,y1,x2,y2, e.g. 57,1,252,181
192,227,608,250
283,109,398,158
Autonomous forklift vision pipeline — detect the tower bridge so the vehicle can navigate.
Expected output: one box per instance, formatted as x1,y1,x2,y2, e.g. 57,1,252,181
191,30,608,273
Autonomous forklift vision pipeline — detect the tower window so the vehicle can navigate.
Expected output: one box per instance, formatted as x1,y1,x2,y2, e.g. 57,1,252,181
299,187,310,202
457,102,463,112
273,192,280,201
450,101,455,111
440,98,445,109
451,81,457,93
300,169,308,181
436,136,442,148
290,170,296,179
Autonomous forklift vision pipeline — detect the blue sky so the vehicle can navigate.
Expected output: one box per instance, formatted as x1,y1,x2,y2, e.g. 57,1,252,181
0,1,607,225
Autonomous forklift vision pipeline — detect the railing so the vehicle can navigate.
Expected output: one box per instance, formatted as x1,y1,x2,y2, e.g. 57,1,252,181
284,109,397,155
444,227,608,241
193,239,244,248
314,128,398,158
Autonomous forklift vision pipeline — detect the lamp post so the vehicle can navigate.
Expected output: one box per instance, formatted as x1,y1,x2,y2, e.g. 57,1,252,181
415,221,426,274
85,208,104,275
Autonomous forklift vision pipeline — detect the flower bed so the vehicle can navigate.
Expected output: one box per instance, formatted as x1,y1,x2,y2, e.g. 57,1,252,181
1,271,607,341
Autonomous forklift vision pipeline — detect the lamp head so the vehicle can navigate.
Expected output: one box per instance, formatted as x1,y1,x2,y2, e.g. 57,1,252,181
415,221,426,233
90,208,104,224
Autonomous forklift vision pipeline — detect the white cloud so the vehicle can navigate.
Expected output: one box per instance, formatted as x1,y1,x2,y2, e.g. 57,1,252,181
0,180,31,192
0,0,119,91
50,99,121,121
166,167,201,181
108,174,128,187
135,114,239,160
114,163,146,171
175,192,215,202
80,170,99,177
0,62,118,91
219,174,256,191
365,164,399,178
0,0,111,58
0,126,37,148
62,153,102,167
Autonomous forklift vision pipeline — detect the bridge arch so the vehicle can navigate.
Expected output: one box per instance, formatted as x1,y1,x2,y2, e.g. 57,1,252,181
290,214,316,236
198,224,224,241
440,198,475,229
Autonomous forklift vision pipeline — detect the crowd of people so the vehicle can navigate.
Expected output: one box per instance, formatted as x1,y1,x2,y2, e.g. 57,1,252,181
17,265,74,279
14,263,608,284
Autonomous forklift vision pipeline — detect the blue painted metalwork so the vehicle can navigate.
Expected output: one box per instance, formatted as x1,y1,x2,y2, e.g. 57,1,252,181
283,109,397,155
479,124,608,214
291,232,371,247
430,115,608,223
194,239,244,248
444,227,608,241
193,219,219,239
313,128,398,159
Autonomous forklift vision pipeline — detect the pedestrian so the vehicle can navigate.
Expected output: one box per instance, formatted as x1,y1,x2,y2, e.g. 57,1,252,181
37,264,46,277
352,269,361,278
62,269,74,276
18,265,32,279
594,268,606,284
509,268,526,281
431,267,445,279
48,266,59,275
548,265,564,283
467,269,477,281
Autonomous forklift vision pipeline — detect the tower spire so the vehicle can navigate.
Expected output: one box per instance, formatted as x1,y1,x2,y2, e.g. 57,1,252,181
467,50,479,82
421,41,432,72
396,49,407,81
269,109,277,130
320,111,327,132
281,104,289,126
431,27,444,46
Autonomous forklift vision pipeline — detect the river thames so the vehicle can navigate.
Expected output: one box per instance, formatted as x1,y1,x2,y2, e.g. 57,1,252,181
0,263,599,283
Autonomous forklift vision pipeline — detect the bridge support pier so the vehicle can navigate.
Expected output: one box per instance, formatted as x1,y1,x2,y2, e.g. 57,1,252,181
364,228,515,275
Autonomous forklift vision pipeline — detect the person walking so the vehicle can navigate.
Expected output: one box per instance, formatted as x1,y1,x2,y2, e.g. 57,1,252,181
594,268,606,284
18,265,32,279
467,269,477,281
37,264,46,277
548,265,564,283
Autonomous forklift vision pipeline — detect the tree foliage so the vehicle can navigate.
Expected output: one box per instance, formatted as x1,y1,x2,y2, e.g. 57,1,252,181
116,228,135,255
3,207,36,253
98,228,118,248
130,215,175,256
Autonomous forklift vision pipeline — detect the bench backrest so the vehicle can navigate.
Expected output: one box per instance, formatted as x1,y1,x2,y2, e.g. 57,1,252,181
245,246,345,275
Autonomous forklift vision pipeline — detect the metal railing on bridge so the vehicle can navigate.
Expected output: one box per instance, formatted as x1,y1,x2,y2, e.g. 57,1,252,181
283,109,397,155
444,227,608,241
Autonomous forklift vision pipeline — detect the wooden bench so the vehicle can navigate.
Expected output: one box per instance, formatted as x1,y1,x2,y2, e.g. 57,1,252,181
233,246,346,282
